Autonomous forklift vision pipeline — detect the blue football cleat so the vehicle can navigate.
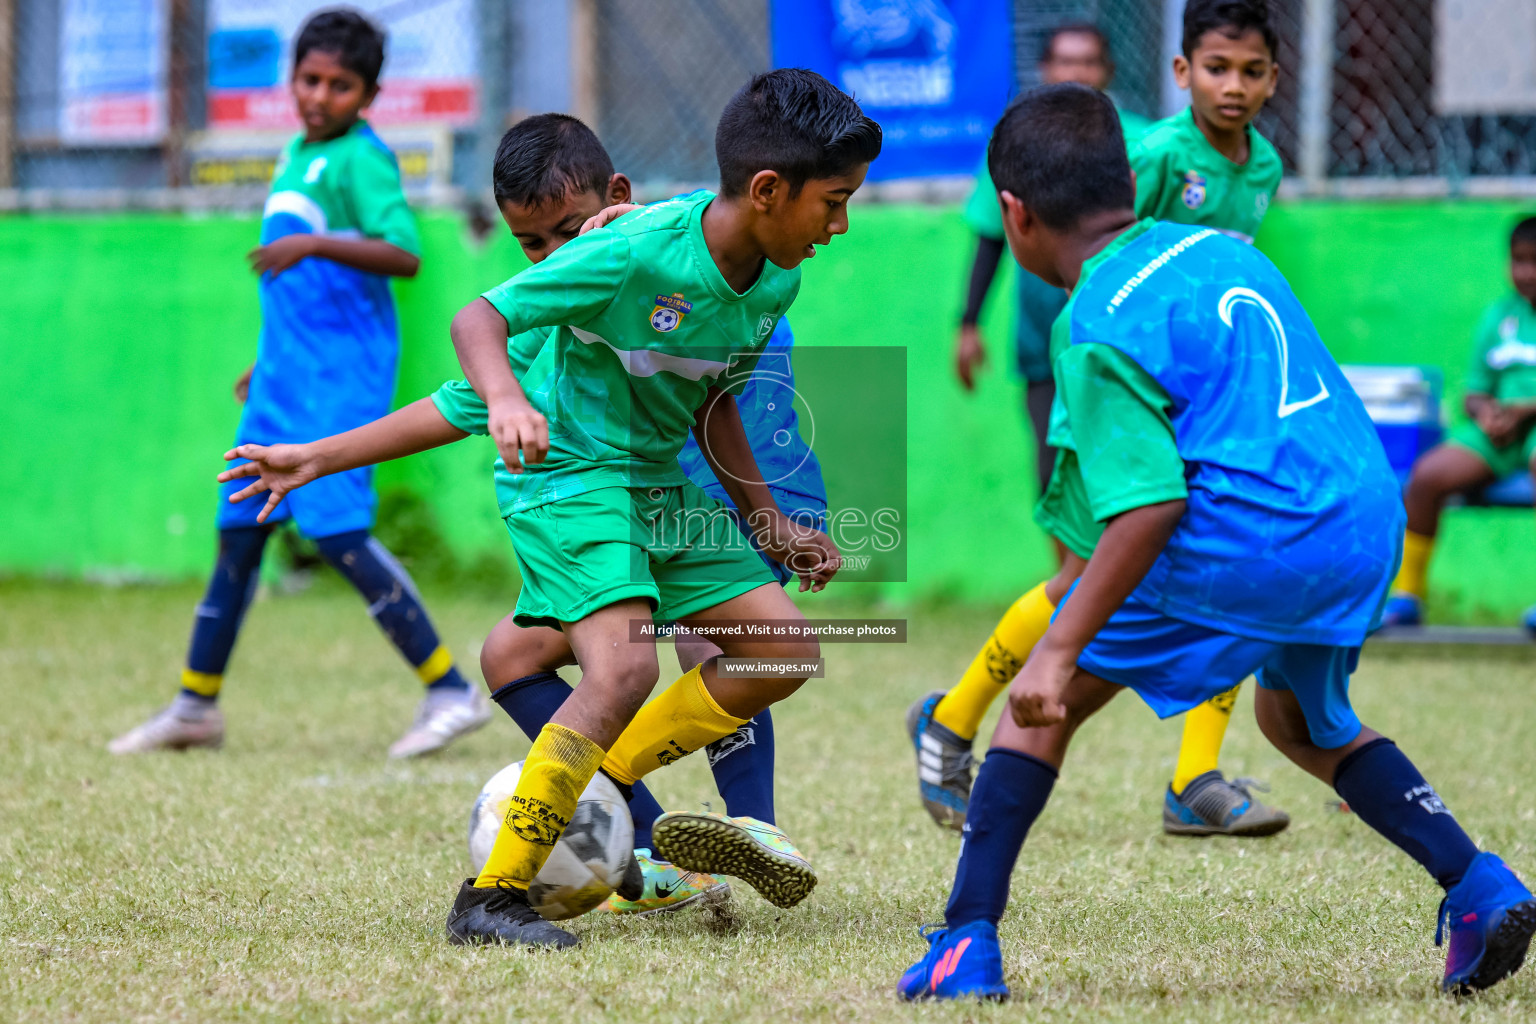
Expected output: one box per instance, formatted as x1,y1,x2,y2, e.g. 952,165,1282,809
1521,603,1536,639
1438,852,1536,994
896,921,1009,1002
1380,593,1422,628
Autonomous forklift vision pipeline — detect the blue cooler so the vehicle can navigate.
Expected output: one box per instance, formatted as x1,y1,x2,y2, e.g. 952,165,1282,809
1341,365,1444,487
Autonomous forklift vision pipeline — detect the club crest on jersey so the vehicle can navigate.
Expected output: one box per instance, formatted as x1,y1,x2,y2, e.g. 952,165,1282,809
1181,171,1207,210
650,292,693,333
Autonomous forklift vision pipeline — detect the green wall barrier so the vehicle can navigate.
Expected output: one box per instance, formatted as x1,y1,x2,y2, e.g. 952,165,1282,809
1,200,1531,618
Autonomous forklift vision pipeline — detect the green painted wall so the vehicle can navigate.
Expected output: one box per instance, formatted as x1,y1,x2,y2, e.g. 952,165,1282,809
1,201,1532,617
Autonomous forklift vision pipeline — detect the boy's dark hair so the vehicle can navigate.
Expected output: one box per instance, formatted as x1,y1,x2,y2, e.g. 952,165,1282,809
1181,0,1276,60
492,114,614,209
987,84,1133,231
1041,22,1111,64
294,8,386,89
1511,216,1536,249
715,69,882,197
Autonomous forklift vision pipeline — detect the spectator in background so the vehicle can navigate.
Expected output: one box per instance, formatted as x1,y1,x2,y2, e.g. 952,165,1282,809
1386,215,1536,633
954,24,1150,513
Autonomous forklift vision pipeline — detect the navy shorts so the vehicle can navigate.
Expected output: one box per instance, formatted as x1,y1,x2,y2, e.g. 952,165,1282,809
1066,587,1364,749
217,459,377,538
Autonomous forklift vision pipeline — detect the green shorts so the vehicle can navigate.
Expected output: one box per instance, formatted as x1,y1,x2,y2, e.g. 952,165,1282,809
1033,448,1103,561
1446,421,1536,480
505,482,777,629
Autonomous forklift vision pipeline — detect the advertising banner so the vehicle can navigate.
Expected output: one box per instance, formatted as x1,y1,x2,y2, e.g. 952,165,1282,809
207,0,478,131
771,0,1014,179
60,0,169,145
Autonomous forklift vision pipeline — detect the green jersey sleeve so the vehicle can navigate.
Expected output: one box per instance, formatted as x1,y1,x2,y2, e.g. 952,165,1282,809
431,379,489,435
1130,140,1174,222
963,164,1005,239
1057,342,1188,520
481,229,632,336
345,141,419,255
1464,303,1502,397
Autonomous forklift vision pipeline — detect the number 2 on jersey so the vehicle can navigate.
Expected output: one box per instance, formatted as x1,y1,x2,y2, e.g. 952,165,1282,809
1217,286,1331,419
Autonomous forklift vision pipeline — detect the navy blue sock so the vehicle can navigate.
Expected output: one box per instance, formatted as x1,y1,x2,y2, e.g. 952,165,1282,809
182,526,272,703
489,671,663,852
1333,737,1480,890
945,748,1058,929
314,530,470,692
704,708,776,824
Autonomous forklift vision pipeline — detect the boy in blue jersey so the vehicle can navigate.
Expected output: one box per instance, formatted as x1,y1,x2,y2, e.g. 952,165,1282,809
899,85,1535,1002
438,114,829,914
109,9,489,759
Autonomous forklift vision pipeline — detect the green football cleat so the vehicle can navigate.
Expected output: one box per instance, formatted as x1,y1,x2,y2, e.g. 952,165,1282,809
652,812,817,909
597,849,730,916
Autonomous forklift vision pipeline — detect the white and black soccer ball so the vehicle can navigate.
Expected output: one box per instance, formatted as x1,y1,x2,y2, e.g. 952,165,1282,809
467,761,634,920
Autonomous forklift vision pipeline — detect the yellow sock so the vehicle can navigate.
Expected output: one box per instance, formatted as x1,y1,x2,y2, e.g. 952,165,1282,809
180,668,222,698
1390,530,1434,599
414,643,455,685
931,582,1055,740
1171,684,1241,795
474,723,605,889
600,666,749,786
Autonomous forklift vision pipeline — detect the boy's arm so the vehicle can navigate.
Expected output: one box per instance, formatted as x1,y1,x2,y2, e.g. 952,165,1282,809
217,397,467,523
1008,497,1186,726
693,386,840,592
249,236,419,279
450,299,549,473
956,236,1005,391
1008,342,1188,725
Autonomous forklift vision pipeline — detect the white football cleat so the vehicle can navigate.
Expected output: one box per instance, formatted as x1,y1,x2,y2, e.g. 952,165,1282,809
388,686,493,759
108,696,225,754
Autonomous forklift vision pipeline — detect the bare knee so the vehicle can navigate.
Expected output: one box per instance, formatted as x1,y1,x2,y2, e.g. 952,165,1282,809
479,616,574,689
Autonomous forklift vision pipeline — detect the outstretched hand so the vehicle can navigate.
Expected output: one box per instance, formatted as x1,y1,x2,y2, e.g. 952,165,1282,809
217,443,323,523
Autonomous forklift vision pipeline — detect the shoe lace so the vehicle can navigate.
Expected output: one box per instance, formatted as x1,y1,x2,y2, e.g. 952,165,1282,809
1229,776,1270,798
943,748,975,786
483,879,540,923
917,922,947,943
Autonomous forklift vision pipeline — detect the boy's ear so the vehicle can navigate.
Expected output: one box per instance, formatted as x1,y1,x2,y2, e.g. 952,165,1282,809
998,189,1030,237
747,169,784,213
1171,54,1191,91
607,173,633,205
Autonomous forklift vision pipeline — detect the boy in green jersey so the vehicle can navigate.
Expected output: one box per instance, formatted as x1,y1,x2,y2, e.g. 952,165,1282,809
909,0,1290,839
1387,216,1536,629
1131,0,1282,243
224,70,881,949
108,9,491,761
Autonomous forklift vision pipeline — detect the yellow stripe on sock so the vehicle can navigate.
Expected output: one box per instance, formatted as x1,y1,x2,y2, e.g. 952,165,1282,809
932,582,1055,740
1390,530,1434,600
414,644,454,685
180,668,223,698
600,666,749,786
475,723,606,889
1172,683,1241,795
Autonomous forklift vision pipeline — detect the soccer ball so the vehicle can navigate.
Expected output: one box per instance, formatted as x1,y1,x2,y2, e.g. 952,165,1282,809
467,761,634,920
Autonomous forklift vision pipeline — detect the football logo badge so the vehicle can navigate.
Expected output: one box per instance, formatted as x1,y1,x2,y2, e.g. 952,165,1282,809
1181,171,1207,210
650,292,693,333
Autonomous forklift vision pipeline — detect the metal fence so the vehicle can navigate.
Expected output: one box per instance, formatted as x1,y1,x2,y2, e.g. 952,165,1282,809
1,0,1533,205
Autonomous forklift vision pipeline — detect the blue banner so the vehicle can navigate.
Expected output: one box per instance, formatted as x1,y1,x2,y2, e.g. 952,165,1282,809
771,0,1014,180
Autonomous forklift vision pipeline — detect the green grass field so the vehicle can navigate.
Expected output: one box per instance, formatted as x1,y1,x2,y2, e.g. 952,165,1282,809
3,576,1534,1023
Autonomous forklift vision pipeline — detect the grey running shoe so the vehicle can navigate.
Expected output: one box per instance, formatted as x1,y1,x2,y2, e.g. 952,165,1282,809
107,695,225,754
906,690,973,831
388,686,493,759
1162,770,1291,837
445,879,579,948
652,811,817,909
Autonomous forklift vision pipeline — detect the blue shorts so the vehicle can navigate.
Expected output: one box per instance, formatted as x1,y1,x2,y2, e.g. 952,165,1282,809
721,489,827,587
1068,588,1364,749
216,460,377,538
